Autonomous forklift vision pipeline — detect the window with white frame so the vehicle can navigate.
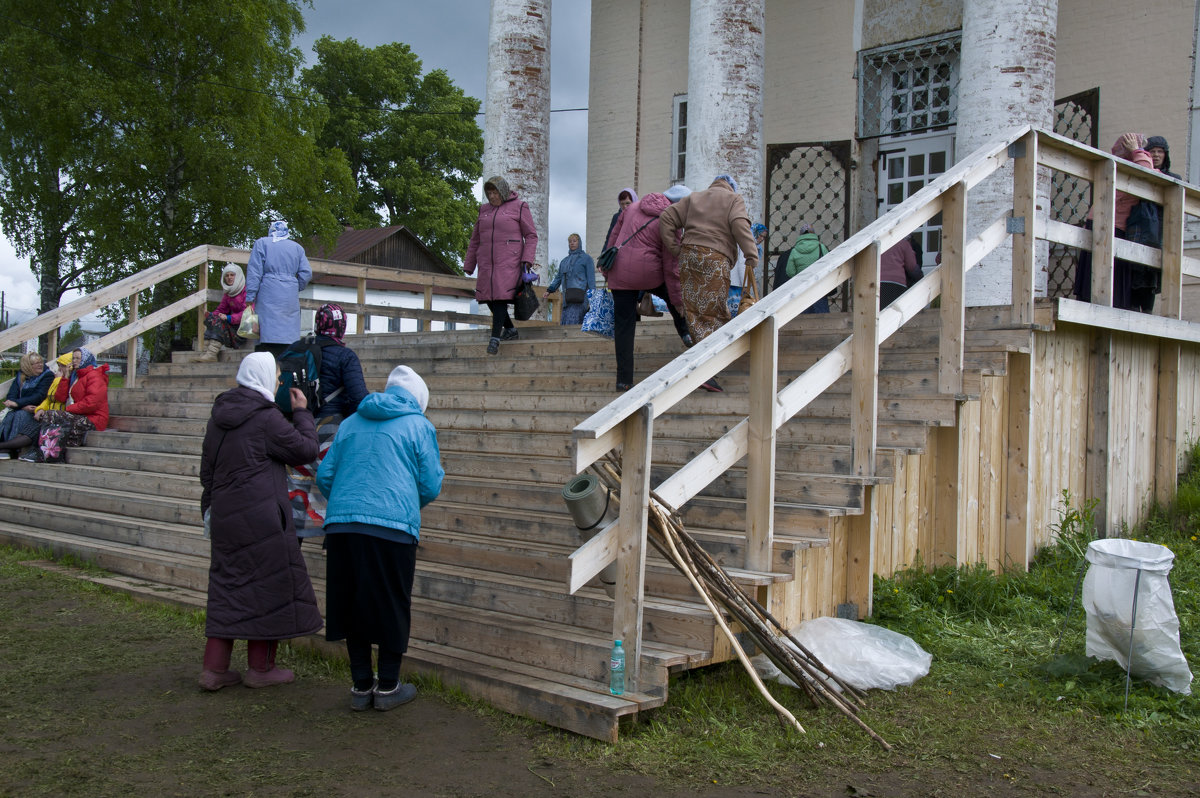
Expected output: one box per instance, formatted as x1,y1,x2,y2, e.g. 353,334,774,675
671,94,688,184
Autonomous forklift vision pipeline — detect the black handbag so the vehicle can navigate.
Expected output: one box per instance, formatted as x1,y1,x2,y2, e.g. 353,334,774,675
565,287,586,304
598,218,655,273
514,280,540,321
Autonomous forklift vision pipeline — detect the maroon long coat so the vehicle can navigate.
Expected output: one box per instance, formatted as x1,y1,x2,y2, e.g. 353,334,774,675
200,386,322,640
463,191,538,302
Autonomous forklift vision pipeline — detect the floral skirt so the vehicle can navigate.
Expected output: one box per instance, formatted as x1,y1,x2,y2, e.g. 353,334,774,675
560,301,588,326
289,413,344,535
204,313,245,348
678,245,732,343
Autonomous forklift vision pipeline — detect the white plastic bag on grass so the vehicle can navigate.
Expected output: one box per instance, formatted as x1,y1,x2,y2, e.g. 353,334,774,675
1082,539,1192,694
751,616,931,692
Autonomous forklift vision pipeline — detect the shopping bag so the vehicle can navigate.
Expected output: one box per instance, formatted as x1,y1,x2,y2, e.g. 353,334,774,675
581,289,615,339
237,307,260,339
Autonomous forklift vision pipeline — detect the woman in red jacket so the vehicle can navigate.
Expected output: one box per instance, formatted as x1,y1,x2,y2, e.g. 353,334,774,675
463,175,539,355
26,347,109,462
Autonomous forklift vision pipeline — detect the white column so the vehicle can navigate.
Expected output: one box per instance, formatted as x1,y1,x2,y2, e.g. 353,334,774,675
687,0,765,278
956,0,1057,306
484,0,551,276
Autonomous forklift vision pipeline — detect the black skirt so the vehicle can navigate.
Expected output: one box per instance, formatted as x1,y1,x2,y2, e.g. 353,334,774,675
323,526,417,653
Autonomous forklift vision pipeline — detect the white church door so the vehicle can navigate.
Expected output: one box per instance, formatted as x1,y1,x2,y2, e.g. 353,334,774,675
877,130,955,270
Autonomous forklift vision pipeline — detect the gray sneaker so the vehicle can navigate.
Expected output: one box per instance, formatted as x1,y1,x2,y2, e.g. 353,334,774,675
373,682,417,711
350,683,375,711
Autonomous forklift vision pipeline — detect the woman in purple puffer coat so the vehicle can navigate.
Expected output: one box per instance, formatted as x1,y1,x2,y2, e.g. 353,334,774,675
463,175,539,355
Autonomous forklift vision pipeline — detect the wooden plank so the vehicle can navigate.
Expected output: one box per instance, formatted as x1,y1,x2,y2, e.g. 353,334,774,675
932,422,959,567
613,405,653,692
1004,352,1033,571
89,290,207,358
126,292,140,389
654,421,749,509
940,180,967,391
0,244,209,352
745,316,778,573
1011,131,1037,325
851,243,881,477
844,502,873,618
195,261,207,352
1043,218,1090,249
1090,159,1117,307
776,338,852,422
356,277,367,334
567,520,618,594
1160,184,1186,320
1086,331,1113,536
1055,297,1200,344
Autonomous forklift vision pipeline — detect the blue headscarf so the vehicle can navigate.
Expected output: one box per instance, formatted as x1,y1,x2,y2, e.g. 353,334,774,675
269,220,290,241
714,174,739,193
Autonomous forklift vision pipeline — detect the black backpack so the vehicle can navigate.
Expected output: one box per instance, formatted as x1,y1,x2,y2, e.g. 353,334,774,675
275,336,325,415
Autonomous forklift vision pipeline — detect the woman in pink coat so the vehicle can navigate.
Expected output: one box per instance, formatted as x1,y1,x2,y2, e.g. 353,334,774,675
463,175,539,354
606,189,692,390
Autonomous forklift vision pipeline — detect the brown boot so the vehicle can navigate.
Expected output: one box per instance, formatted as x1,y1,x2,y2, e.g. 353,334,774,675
196,339,222,362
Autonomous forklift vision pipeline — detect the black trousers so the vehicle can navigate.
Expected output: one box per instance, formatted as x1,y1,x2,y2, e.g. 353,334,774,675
611,285,689,386
485,300,514,338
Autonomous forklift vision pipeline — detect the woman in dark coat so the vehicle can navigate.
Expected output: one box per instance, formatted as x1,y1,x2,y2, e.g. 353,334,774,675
0,352,53,456
198,352,322,691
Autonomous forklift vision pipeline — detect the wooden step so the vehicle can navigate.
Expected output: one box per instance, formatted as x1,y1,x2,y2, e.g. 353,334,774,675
0,460,202,501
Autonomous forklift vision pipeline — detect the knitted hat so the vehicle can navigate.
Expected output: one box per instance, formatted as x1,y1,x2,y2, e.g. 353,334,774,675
386,365,429,413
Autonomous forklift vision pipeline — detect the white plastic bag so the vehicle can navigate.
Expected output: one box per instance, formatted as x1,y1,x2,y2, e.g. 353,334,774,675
751,616,932,692
1082,539,1192,694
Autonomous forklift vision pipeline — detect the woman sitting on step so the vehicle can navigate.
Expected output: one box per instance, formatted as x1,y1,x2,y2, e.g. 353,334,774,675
316,365,444,711
198,352,322,691
0,352,55,458
197,264,248,362
22,348,109,463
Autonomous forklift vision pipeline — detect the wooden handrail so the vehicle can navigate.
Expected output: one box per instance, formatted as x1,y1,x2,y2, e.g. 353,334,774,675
566,125,1200,690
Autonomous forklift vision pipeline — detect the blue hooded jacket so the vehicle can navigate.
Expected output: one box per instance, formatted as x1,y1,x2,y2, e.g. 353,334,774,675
315,385,444,543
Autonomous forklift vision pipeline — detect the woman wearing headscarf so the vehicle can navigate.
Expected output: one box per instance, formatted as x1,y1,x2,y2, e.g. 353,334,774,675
317,365,444,711
659,174,759,391
246,219,312,357
0,353,53,457
606,190,692,391
463,176,538,355
198,352,322,691
604,187,638,249
24,348,109,462
197,264,248,362
288,303,369,534
1073,133,1156,311
545,234,596,326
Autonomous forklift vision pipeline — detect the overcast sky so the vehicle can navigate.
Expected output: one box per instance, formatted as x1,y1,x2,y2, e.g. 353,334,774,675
0,1,591,323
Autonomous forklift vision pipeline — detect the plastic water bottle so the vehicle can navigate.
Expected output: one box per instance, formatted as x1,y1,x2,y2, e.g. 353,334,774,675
609,640,626,695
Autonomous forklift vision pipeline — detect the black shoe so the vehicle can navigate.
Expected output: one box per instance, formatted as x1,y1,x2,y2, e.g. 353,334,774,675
699,377,723,393
681,333,694,348
500,328,519,341
486,337,500,355
616,382,632,392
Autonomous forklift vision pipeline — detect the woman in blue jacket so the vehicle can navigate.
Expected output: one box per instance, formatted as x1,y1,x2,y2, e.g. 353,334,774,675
545,233,596,326
246,219,311,357
316,365,444,712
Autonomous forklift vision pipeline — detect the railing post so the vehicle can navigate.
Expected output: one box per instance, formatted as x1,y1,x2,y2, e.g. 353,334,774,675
125,292,139,390
420,285,434,332
47,328,58,363
851,243,880,477
196,259,208,352
745,315,778,572
1010,130,1038,326
1156,183,1185,503
612,404,652,692
357,277,367,335
1089,159,1117,307
939,180,967,395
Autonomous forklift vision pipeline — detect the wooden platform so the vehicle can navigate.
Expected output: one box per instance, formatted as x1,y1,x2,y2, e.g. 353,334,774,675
0,310,1020,740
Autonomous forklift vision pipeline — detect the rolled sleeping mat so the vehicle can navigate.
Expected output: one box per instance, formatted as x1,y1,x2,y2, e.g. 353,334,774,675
561,473,617,597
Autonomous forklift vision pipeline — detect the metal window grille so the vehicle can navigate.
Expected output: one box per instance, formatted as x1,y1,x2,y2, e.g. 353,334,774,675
858,33,961,140
763,141,852,299
1047,88,1100,298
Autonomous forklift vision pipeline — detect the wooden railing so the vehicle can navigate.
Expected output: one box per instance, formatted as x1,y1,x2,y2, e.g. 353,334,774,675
0,245,497,388
566,125,1200,691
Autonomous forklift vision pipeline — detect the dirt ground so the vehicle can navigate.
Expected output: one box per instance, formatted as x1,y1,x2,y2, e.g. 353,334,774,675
1,565,1196,798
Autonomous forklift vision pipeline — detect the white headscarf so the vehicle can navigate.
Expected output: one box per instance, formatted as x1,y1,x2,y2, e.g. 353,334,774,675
386,365,429,413
221,264,245,296
236,352,278,401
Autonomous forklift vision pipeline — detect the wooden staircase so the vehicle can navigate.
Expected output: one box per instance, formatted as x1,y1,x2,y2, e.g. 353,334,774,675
0,308,1019,741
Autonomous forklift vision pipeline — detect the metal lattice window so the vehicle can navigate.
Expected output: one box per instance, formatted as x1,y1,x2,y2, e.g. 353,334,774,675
858,33,961,140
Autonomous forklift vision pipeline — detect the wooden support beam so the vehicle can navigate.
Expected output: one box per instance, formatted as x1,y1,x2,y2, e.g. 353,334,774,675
1090,159,1117,307
1011,131,1037,325
745,315,778,572
1086,332,1113,536
196,260,208,353
1156,183,1185,504
126,293,140,390
940,180,967,394
844,509,873,619
1004,352,1033,570
933,423,961,567
612,405,653,692
851,243,880,477
356,277,367,335
419,285,434,331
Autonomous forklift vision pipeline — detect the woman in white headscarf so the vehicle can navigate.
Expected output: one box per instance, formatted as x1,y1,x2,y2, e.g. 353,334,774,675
246,219,312,357
317,365,444,712
198,352,321,692
197,264,248,362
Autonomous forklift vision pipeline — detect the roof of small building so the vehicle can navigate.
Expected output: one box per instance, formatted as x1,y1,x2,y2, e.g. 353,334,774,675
306,225,458,276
